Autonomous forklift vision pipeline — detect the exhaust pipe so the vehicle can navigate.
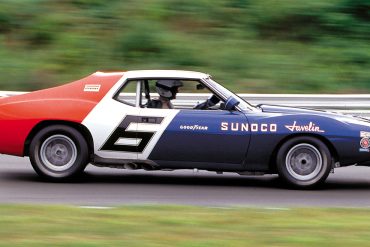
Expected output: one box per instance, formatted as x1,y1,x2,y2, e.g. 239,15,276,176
123,163,138,170
141,164,154,171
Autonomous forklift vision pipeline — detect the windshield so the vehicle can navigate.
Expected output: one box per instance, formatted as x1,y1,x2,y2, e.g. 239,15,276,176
205,78,259,112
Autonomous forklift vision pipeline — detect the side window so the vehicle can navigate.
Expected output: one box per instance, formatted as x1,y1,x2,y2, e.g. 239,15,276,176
114,80,139,106
140,79,224,110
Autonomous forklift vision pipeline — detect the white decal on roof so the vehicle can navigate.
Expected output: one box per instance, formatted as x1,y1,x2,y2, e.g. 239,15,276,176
84,84,101,92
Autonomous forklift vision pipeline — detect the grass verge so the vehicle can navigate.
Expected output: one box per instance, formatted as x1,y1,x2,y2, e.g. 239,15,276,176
0,205,370,246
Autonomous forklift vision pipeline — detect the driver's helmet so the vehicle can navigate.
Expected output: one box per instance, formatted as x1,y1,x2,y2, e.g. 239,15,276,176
155,80,183,99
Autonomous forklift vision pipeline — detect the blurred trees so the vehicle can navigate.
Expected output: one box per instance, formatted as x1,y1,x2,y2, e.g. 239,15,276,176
0,0,369,92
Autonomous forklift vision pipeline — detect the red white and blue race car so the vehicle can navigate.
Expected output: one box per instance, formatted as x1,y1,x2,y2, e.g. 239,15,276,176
0,70,370,188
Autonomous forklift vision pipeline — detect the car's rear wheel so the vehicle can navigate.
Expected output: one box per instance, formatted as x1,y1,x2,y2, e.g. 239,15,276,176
29,125,89,181
276,136,332,188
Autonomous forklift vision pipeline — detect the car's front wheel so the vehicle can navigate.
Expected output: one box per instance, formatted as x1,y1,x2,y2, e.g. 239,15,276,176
29,125,89,181
276,136,332,188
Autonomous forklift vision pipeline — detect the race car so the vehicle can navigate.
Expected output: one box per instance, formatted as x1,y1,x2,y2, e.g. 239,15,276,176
0,70,370,188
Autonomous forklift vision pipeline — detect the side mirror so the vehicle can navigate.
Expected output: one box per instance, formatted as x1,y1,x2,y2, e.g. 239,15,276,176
225,97,240,111
196,84,205,90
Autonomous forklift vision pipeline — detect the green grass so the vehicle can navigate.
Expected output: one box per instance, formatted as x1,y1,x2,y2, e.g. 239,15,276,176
1,205,370,246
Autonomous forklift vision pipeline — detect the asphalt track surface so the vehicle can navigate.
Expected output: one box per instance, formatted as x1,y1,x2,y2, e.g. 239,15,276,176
2,155,370,207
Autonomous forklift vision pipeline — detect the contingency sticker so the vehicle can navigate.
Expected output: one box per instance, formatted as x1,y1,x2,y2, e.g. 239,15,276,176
84,84,101,92
360,131,370,138
360,137,370,152
180,125,208,131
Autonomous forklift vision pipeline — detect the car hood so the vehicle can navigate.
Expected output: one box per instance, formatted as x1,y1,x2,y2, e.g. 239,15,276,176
258,104,370,125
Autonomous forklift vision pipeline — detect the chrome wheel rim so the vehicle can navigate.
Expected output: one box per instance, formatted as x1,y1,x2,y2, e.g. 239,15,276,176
40,135,77,172
285,143,322,181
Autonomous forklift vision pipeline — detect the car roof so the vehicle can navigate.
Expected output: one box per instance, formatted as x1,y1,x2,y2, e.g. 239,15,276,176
97,70,210,80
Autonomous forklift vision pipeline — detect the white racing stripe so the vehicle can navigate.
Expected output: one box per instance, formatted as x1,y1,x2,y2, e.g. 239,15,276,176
82,74,139,160
79,206,115,210
82,73,180,160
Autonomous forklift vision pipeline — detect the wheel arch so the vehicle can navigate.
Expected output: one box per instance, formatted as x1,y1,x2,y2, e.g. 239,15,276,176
24,120,94,158
269,133,339,173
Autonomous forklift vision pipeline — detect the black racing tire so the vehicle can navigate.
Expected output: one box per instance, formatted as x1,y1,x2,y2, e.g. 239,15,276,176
29,125,89,181
276,136,332,188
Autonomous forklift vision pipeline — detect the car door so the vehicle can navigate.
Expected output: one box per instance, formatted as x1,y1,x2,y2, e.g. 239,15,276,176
145,108,251,168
